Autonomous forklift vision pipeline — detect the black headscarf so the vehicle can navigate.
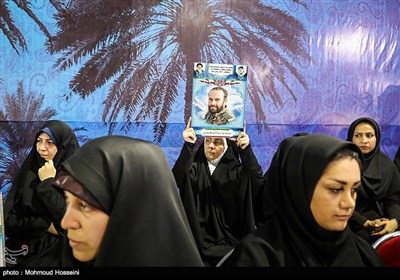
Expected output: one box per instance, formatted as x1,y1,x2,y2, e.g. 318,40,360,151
346,117,400,200
54,136,203,266
224,134,383,266
4,120,79,217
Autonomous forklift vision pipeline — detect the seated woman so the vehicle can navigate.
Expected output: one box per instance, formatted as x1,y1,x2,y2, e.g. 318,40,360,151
221,134,383,266
172,118,264,266
4,120,79,267
52,135,203,266
347,117,400,244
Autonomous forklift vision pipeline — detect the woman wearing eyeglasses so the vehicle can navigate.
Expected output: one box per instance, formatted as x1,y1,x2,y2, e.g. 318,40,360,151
4,120,79,267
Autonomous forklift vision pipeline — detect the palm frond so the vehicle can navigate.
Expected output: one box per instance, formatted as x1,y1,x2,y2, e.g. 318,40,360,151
0,0,27,54
0,80,57,189
49,0,311,142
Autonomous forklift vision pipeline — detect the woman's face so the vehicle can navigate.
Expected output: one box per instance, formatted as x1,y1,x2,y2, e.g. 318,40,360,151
36,132,58,161
352,122,377,154
61,191,110,262
310,157,361,231
204,137,225,160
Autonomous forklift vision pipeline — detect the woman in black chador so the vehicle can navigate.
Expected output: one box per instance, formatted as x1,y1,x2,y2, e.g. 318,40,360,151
347,117,400,244
4,120,79,267
172,118,264,266
53,136,203,266
222,134,383,266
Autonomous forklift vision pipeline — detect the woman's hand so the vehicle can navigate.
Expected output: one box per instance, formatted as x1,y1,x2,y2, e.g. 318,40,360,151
367,218,398,236
38,160,56,181
183,117,197,144
235,121,249,150
47,223,59,236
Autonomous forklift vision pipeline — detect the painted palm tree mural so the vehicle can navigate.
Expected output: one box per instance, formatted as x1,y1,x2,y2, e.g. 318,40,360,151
0,80,88,191
0,0,54,54
0,0,62,85
0,0,64,191
0,81,56,191
49,0,310,142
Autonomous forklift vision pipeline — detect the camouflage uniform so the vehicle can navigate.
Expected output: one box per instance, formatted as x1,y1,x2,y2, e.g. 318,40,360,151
205,109,235,125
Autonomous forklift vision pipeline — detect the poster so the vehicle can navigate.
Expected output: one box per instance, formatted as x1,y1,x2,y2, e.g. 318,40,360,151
191,62,247,138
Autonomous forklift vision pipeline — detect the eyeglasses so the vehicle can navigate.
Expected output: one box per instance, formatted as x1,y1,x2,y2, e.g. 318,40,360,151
36,139,56,149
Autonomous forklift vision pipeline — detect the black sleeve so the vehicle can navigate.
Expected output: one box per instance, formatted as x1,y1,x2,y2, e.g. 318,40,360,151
350,211,368,228
222,234,278,267
5,204,50,238
239,144,263,172
239,144,265,225
172,142,196,189
36,178,66,234
238,144,264,194
383,193,400,217
394,147,400,173
383,166,400,220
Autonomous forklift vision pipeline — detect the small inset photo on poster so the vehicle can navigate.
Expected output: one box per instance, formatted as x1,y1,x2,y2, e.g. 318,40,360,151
191,62,247,138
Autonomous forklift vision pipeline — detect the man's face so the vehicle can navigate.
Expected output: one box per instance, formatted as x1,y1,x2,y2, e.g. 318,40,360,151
238,67,244,75
208,89,226,113
196,65,203,71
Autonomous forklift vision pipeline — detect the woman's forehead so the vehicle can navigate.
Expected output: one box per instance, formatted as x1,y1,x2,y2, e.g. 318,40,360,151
37,132,51,139
205,137,224,141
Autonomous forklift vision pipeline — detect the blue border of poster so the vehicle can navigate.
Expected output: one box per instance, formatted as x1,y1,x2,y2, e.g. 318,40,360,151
191,62,247,138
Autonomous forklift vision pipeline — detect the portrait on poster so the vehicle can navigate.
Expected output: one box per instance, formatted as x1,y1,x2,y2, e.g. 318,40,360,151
191,62,247,138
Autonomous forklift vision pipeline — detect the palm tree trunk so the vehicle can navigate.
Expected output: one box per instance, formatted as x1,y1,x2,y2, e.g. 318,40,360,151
184,59,195,122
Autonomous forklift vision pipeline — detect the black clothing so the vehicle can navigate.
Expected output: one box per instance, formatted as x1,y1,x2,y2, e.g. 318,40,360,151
55,136,203,266
395,146,400,173
223,134,383,267
4,120,79,267
347,117,400,243
172,140,264,266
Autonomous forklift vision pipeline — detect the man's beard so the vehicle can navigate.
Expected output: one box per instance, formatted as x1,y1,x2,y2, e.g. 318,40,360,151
209,106,223,114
